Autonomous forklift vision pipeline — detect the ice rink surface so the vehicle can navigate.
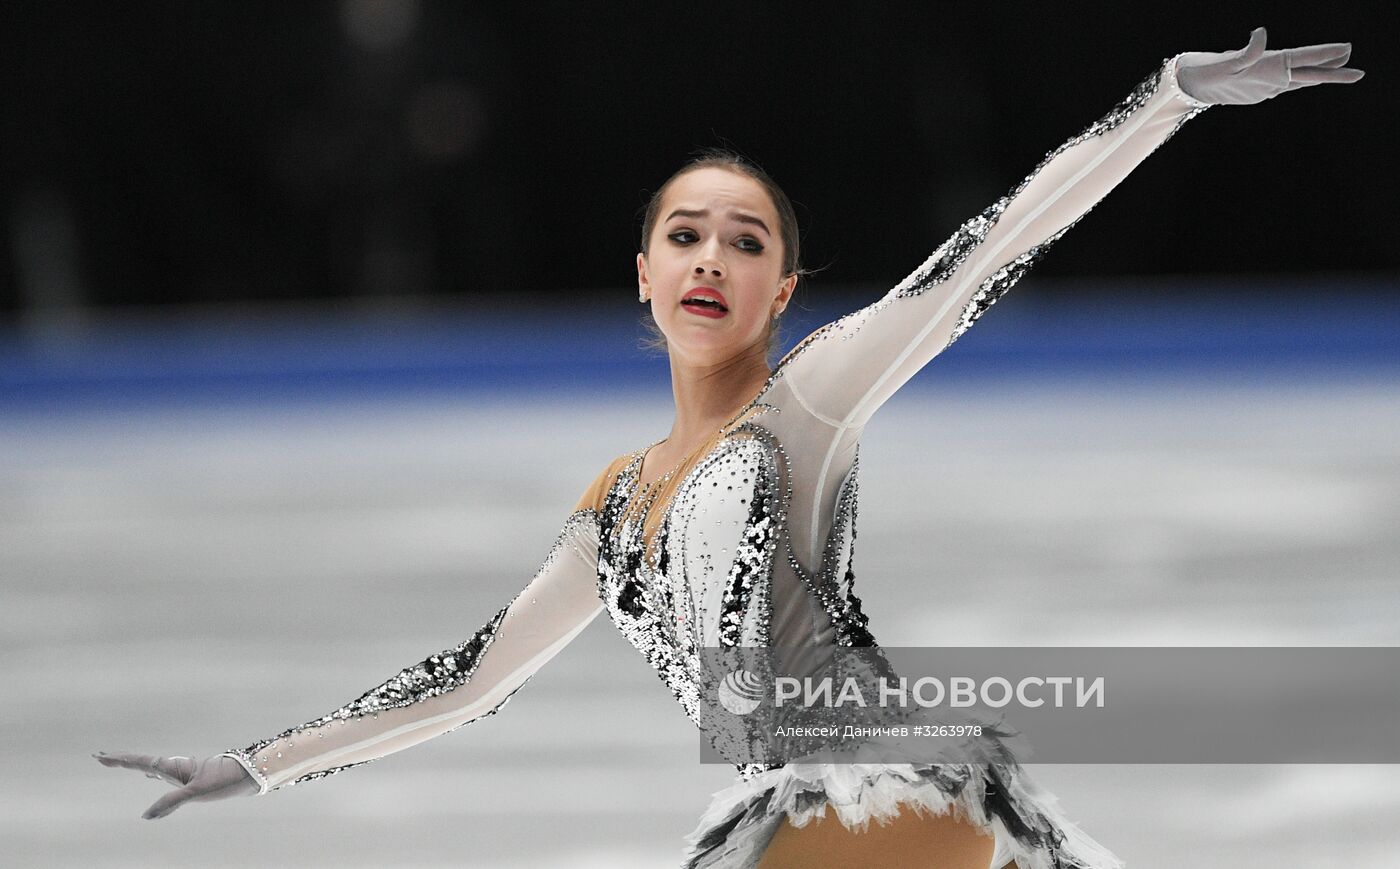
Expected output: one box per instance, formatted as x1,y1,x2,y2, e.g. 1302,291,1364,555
5,373,1399,867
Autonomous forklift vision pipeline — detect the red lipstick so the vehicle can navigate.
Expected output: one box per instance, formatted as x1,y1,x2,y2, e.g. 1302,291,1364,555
681,287,729,319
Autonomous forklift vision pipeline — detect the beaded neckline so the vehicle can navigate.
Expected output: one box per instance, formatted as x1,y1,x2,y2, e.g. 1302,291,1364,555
631,398,774,495
620,399,777,561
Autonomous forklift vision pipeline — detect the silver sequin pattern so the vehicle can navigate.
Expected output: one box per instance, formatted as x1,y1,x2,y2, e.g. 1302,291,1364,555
593,424,892,780
786,449,875,649
594,430,794,773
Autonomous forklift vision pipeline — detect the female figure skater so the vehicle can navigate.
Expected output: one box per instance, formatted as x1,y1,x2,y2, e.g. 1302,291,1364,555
97,28,1361,868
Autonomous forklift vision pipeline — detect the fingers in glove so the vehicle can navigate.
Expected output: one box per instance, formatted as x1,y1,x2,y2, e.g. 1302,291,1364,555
1284,43,1351,69
1287,66,1365,87
94,751,152,772
142,787,197,820
96,752,168,781
1231,26,1269,71
94,752,195,787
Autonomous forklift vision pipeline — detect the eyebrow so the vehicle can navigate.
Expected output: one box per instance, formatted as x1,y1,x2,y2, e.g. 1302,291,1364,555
664,208,771,236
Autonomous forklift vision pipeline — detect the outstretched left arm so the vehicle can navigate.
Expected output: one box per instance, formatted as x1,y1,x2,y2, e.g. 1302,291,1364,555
775,28,1360,431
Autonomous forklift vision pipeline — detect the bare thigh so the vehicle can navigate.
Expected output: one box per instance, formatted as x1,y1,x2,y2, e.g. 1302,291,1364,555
754,807,996,869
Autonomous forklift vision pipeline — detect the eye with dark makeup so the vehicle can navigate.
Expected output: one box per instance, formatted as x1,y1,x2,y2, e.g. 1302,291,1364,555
667,230,764,254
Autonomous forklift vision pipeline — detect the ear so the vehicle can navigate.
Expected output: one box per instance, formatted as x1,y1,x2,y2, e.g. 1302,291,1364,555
636,252,651,300
773,273,797,316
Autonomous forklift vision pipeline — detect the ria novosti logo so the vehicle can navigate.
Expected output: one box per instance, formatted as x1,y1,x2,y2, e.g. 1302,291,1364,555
716,669,1105,716
717,669,766,715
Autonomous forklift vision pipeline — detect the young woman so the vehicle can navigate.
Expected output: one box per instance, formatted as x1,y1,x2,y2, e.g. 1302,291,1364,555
97,28,1361,869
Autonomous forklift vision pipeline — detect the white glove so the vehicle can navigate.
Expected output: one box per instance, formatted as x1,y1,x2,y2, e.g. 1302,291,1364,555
94,751,259,819
1176,26,1363,106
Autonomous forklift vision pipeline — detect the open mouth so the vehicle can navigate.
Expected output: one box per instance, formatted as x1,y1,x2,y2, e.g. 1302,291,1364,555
680,298,728,312
681,288,729,316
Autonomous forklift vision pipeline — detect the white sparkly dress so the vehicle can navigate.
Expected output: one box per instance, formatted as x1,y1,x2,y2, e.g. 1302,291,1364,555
224,55,1212,868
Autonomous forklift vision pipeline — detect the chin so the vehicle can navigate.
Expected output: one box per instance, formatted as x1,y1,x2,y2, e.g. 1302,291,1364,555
668,333,763,366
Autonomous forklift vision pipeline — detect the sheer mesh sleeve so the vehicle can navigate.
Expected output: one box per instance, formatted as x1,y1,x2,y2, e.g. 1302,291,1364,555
221,507,603,793
776,54,1211,430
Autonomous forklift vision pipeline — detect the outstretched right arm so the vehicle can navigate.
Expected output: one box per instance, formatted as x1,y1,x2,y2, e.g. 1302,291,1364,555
98,486,608,816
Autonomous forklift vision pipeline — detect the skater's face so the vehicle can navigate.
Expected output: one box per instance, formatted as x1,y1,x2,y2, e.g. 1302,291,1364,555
637,166,796,366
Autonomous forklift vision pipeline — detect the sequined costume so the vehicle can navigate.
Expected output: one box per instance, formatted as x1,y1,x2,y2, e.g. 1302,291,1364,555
223,55,1211,868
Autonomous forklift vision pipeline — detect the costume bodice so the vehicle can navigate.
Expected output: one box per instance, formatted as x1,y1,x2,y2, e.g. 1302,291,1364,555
597,417,876,741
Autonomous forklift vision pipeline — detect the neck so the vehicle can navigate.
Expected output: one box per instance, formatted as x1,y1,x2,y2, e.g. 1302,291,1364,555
664,340,771,449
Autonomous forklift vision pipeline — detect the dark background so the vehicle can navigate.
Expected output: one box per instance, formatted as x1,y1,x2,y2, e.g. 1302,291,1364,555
3,1,1395,316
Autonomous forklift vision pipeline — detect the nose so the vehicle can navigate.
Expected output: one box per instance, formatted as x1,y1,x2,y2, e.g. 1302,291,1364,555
691,235,725,279
693,260,723,279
